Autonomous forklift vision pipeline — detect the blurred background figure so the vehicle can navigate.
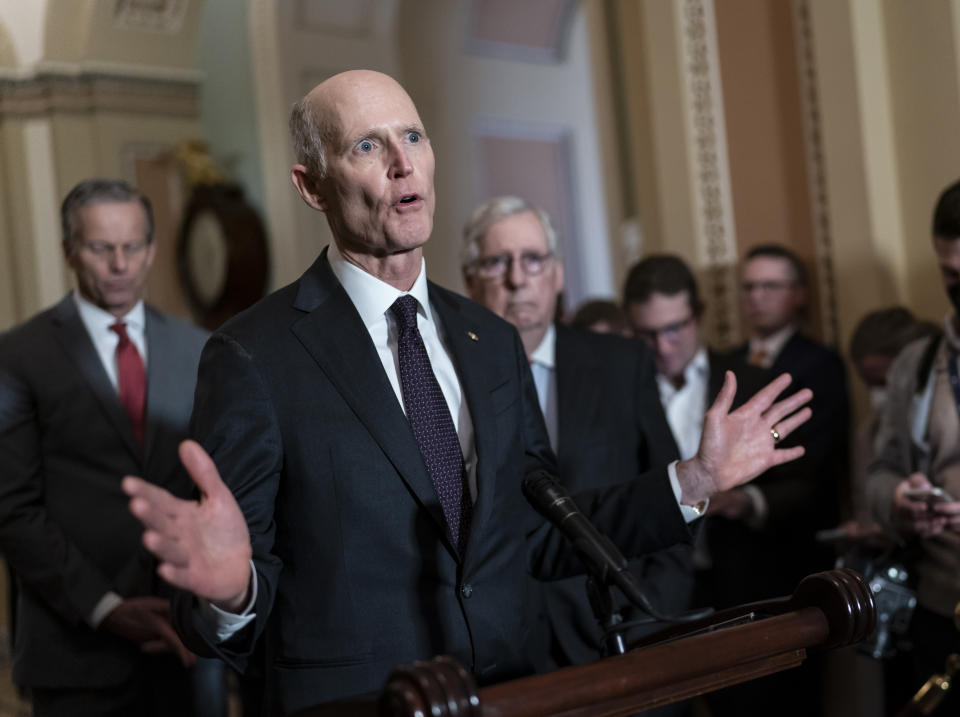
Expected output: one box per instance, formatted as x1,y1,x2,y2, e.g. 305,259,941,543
847,307,940,532
865,179,960,717
570,299,633,337
736,244,851,540
623,253,822,717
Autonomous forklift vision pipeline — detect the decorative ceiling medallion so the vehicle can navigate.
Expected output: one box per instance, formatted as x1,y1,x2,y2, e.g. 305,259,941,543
113,0,188,34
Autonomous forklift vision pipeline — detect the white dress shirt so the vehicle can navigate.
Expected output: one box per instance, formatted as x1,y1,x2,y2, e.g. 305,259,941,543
657,347,710,462
529,324,559,452
72,292,147,627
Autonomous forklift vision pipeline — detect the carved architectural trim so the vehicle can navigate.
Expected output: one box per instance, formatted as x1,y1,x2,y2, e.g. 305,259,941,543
0,71,198,118
793,0,839,346
678,0,739,347
113,0,189,34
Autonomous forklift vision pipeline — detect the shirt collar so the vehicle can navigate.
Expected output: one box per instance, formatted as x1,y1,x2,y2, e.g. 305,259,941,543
326,242,433,329
72,291,145,332
529,323,556,369
687,345,709,381
749,324,796,362
656,345,708,399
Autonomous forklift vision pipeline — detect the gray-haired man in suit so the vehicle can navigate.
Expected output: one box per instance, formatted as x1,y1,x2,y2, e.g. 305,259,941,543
0,179,209,716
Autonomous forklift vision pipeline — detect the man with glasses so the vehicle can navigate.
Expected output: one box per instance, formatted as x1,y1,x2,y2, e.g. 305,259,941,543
0,179,211,715
736,244,850,543
461,197,694,683
624,253,826,715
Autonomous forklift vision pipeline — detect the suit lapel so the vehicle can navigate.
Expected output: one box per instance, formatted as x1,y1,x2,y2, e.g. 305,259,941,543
289,253,457,556
555,325,593,460
143,306,177,466
50,296,141,461
428,285,497,567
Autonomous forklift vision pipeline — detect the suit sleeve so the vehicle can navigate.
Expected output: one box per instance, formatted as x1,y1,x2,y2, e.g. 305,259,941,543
0,349,115,626
174,332,284,667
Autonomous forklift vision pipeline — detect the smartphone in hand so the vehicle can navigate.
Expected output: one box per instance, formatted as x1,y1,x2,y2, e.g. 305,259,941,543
903,486,955,503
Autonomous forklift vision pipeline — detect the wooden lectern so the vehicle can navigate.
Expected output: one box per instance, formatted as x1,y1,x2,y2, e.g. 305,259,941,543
298,569,875,717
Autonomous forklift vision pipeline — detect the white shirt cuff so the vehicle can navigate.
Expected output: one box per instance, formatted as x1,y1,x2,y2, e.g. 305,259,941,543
741,484,769,529
199,561,258,643
668,459,708,523
89,591,124,628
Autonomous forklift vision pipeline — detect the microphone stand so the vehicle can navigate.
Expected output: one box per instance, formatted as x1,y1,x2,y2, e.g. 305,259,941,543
586,574,627,656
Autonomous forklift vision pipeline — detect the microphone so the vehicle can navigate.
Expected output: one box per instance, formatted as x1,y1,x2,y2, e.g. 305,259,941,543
522,470,704,623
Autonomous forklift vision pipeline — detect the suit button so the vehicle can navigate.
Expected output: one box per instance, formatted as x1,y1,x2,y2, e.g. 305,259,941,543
460,583,473,599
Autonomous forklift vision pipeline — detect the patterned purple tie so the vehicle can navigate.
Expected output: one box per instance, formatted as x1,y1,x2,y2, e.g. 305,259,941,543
391,295,471,554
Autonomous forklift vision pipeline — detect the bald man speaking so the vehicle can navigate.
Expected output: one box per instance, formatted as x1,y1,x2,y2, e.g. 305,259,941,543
124,70,811,714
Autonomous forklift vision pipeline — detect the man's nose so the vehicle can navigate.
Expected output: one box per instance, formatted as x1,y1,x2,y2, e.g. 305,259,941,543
388,141,413,178
656,334,672,358
109,247,128,272
505,256,526,288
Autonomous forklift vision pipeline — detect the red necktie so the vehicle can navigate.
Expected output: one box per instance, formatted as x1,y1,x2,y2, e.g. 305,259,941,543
110,321,146,448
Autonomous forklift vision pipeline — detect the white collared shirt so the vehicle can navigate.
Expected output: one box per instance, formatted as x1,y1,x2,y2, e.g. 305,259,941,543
73,292,147,389
529,324,558,452
657,347,710,461
747,324,796,369
327,242,477,500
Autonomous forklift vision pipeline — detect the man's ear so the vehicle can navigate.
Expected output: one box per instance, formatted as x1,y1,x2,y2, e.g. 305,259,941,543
291,164,327,212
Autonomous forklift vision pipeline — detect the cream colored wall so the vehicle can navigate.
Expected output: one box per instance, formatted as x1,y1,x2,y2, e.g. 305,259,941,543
248,0,401,290
396,0,620,298
0,2,204,329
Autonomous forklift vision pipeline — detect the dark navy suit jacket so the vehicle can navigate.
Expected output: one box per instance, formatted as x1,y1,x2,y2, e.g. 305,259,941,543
175,249,693,714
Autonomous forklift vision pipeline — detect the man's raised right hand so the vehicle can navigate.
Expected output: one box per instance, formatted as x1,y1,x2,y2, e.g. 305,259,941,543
123,440,253,612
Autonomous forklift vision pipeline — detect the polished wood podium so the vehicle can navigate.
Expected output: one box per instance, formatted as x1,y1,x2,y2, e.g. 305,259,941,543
299,569,875,717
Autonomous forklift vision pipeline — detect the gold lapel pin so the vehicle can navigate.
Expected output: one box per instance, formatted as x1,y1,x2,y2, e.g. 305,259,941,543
467,331,479,342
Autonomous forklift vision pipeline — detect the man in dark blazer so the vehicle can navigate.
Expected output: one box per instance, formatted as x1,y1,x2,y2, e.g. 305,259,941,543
461,196,694,674
0,179,209,716
735,244,850,533
624,254,824,716
122,70,812,716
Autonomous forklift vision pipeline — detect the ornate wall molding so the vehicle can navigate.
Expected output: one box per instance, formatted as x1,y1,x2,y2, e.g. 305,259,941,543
792,0,839,347
114,0,189,34
677,0,739,346
0,71,199,118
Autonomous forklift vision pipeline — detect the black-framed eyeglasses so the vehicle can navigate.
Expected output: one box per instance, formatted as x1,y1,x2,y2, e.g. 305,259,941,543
469,251,554,281
635,315,695,343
